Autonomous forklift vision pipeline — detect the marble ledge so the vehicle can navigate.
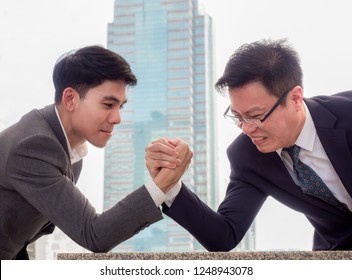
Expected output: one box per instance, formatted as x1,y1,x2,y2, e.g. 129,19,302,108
57,251,352,260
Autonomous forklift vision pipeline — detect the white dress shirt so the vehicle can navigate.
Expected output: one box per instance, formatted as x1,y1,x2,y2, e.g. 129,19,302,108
145,180,182,207
278,102,352,211
55,106,88,164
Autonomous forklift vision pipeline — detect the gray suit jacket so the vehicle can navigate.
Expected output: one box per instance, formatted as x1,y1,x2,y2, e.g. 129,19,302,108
0,104,162,259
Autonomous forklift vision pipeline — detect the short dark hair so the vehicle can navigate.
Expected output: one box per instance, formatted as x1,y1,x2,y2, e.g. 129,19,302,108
215,39,303,100
53,45,137,104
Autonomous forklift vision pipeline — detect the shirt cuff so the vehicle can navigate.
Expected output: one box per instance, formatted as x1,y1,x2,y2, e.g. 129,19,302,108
145,180,166,207
164,180,182,207
144,180,182,207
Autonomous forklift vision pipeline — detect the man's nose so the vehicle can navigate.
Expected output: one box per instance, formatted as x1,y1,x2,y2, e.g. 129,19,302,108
241,122,257,135
110,108,121,125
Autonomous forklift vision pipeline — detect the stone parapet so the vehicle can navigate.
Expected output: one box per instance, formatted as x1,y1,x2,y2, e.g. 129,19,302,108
57,251,352,260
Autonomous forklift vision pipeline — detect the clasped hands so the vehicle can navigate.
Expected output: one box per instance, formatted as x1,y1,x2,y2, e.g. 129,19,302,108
145,138,193,193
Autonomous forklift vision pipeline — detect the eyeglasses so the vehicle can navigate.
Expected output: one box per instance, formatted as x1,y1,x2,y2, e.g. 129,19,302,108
223,87,294,128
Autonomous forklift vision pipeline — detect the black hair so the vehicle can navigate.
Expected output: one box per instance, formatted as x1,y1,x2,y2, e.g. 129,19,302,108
53,45,137,104
215,39,303,100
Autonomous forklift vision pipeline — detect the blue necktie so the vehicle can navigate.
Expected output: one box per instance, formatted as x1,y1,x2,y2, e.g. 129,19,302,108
284,145,349,212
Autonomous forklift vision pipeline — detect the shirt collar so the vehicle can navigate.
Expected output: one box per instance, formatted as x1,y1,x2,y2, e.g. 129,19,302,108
294,102,316,152
54,106,88,164
276,101,316,155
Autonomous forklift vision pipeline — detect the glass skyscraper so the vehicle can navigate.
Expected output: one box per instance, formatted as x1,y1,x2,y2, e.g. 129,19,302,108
105,0,219,252
33,0,254,258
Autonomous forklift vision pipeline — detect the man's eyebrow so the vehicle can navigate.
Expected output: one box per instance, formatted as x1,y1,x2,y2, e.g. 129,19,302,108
231,106,266,116
103,96,128,105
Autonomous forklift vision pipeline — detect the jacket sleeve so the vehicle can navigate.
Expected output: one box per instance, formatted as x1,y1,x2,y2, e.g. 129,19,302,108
6,133,163,252
163,177,266,251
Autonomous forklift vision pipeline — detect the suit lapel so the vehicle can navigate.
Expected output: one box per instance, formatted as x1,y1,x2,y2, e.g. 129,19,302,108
257,152,305,197
316,128,352,199
256,149,349,214
305,98,352,198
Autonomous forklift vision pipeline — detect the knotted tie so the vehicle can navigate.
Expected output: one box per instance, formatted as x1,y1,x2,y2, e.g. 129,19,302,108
284,145,348,212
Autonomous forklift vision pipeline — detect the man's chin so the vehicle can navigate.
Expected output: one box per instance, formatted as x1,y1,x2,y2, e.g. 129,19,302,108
255,144,275,154
89,140,108,148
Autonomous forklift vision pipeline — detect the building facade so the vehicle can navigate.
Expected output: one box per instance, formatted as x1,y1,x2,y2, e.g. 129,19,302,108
105,0,219,251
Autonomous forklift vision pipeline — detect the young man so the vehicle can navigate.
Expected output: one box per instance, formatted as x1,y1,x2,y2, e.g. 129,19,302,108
0,46,192,259
146,39,352,251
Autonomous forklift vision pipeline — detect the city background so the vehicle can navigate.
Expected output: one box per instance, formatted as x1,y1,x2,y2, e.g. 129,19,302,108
104,0,224,252
1,0,352,259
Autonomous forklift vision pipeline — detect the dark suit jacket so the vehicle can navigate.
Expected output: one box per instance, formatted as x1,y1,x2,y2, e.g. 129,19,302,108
164,91,352,251
0,105,162,259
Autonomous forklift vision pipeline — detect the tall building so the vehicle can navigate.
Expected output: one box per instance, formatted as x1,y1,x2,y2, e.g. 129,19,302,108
30,0,254,259
105,0,219,252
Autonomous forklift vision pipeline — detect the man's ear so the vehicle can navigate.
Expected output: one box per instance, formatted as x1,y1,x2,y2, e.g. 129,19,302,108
289,86,304,111
61,87,78,112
